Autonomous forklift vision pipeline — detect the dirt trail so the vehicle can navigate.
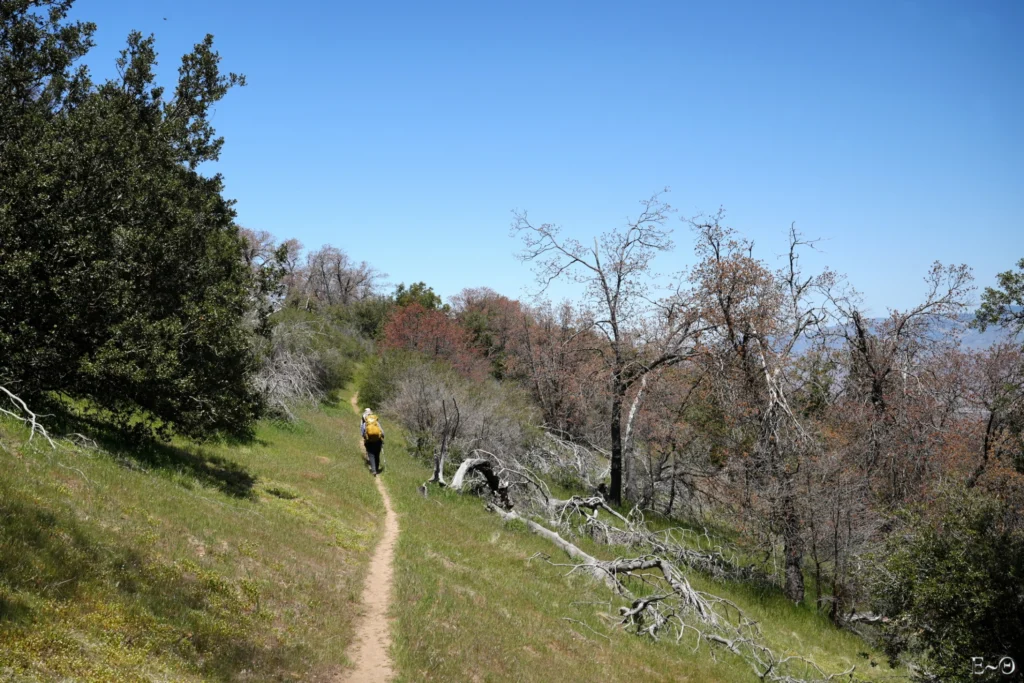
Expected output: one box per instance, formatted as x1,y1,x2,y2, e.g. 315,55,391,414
339,393,397,682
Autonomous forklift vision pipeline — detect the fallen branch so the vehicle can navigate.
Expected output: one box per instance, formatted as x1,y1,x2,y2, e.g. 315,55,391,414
441,453,856,683
561,617,612,642
450,456,513,510
0,385,55,448
450,457,491,490
844,612,888,625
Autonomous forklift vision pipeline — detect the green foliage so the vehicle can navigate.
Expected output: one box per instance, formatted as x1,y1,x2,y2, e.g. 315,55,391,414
976,258,1024,335
355,349,419,410
394,281,449,312
0,1,95,131
335,295,394,340
451,288,524,379
872,486,1024,681
0,3,260,439
794,352,837,419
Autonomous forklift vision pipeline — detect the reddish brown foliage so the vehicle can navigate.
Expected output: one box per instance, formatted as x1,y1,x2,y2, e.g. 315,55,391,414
451,287,526,375
382,303,488,380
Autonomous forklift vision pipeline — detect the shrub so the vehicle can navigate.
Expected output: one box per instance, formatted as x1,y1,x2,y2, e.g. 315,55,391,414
872,485,1024,681
255,308,370,418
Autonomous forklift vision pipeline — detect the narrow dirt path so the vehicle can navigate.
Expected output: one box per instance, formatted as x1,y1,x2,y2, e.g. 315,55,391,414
339,393,397,682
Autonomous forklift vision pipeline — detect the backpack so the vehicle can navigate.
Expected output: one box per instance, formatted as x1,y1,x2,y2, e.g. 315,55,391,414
364,414,383,442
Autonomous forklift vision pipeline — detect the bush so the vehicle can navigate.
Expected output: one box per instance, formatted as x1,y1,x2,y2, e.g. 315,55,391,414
386,357,535,469
0,10,259,440
356,350,420,411
872,486,1024,681
255,308,370,418
341,296,394,340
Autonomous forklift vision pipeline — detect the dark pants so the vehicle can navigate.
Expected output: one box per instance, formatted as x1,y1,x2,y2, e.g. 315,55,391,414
365,439,383,474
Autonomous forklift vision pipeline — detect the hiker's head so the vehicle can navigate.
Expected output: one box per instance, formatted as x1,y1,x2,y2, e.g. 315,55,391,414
362,408,372,418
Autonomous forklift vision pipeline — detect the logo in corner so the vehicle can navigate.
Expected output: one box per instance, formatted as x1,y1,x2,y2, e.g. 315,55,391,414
972,656,1017,676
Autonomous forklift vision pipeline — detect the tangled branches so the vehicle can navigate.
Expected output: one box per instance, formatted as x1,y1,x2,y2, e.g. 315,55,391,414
449,449,858,682
523,433,609,489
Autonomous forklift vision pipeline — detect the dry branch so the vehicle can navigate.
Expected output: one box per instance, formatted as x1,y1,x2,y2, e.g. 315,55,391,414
440,451,858,682
0,386,55,448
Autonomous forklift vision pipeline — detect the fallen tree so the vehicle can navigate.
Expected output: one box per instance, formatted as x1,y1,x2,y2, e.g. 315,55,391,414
441,450,859,682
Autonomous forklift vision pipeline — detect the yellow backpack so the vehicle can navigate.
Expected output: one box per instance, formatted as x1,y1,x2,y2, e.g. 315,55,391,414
364,414,383,442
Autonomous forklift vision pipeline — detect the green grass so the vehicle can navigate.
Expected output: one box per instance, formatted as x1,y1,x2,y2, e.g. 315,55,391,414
380,407,904,682
0,398,381,682
0,387,904,682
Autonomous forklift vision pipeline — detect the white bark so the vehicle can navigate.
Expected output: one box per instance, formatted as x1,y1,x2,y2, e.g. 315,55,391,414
0,386,55,448
450,458,490,490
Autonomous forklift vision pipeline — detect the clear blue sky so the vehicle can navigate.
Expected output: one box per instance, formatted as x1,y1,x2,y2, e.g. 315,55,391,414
71,0,1023,314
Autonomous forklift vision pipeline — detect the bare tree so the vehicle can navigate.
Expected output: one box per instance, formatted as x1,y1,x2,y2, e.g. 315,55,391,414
512,192,706,505
964,343,1024,489
506,301,605,442
239,227,278,268
689,218,833,603
302,245,384,308
430,397,460,485
823,261,974,502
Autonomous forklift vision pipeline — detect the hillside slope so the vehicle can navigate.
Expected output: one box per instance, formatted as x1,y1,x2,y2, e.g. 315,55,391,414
0,403,381,682
1,392,901,682
379,411,902,682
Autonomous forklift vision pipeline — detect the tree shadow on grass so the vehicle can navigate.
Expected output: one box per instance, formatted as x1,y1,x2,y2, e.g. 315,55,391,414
0,487,314,680
48,406,258,498
141,441,257,498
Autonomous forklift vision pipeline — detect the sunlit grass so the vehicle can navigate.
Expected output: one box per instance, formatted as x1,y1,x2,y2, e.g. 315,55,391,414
0,387,902,682
381,404,901,682
0,399,380,681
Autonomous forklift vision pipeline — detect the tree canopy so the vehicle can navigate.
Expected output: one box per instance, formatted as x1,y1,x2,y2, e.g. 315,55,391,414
976,257,1024,336
0,1,261,439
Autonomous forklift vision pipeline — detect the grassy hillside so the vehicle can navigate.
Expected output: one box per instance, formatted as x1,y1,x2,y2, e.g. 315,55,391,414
380,409,902,682
0,401,381,682
1,390,902,682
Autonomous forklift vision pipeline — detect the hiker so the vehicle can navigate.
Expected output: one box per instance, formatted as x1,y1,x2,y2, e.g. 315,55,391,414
361,408,385,475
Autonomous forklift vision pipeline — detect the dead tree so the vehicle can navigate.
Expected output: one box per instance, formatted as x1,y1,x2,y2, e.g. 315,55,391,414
428,397,460,486
822,261,973,502
301,245,384,309
689,219,833,604
513,191,708,505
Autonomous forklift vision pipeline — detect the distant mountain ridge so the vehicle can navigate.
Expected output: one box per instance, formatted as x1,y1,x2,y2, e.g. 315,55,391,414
790,312,1022,354
938,312,1021,350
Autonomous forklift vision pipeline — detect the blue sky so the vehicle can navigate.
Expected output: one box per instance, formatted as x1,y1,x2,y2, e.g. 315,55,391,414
71,0,1023,314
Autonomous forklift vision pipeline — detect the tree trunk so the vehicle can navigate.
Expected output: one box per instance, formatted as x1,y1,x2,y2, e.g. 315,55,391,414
609,380,624,505
622,374,648,502
431,425,449,485
781,494,805,604
664,453,677,517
